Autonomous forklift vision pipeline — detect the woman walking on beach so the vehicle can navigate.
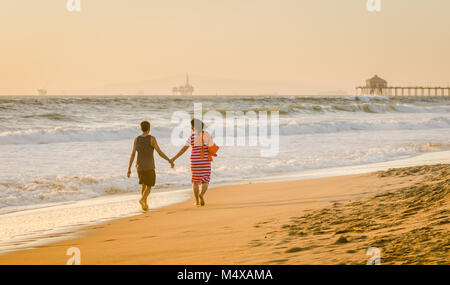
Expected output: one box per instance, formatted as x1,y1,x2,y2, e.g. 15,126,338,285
127,121,174,211
172,119,216,206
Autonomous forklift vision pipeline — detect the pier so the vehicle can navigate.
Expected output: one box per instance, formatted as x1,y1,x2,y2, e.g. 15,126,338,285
355,75,450,96
356,86,450,97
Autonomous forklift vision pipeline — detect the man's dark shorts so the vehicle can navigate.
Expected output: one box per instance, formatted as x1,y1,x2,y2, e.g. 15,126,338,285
138,169,156,187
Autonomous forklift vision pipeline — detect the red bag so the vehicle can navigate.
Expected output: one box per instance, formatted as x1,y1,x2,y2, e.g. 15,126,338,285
200,132,219,161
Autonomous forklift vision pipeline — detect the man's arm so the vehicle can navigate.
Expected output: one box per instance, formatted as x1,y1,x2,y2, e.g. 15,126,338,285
172,145,189,162
127,138,137,177
151,137,174,168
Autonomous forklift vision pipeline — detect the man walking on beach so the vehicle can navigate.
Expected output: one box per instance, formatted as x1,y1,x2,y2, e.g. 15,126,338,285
127,121,174,210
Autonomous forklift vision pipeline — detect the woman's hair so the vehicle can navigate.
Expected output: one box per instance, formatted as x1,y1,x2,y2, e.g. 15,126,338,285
191,119,204,133
140,121,150,132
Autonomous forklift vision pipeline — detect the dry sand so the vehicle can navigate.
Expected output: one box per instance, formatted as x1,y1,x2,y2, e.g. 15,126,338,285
0,164,448,265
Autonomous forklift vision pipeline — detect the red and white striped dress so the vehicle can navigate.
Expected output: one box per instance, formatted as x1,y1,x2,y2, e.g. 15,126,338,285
186,132,212,184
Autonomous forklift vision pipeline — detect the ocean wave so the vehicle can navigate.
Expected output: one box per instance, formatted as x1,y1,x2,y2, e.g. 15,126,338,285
202,102,449,115
0,175,132,209
327,103,449,114
22,112,78,122
1,141,448,210
213,106,292,115
281,117,450,135
0,173,189,210
1,95,448,112
0,125,156,145
1,116,449,145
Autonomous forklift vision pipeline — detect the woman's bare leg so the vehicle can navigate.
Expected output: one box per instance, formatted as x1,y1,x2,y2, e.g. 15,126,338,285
193,183,200,205
199,183,209,206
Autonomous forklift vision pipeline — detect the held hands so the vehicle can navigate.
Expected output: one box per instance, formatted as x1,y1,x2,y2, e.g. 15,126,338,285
169,158,175,168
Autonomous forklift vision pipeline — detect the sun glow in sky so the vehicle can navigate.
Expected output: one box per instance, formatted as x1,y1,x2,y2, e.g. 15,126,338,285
1,0,449,94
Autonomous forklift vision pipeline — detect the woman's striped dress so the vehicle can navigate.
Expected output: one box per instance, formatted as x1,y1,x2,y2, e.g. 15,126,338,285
186,132,211,184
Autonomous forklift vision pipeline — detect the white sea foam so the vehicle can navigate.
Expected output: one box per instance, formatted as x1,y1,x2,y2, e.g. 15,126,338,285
0,95,449,255
1,151,449,255
0,95,449,211
1,116,449,145
0,189,192,254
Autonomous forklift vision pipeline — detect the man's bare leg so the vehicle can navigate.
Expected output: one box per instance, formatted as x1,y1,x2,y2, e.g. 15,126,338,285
139,184,151,210
193,183,200,206
142,185,151,210
199,183,209,206
141,184,145,196
139,185,146,210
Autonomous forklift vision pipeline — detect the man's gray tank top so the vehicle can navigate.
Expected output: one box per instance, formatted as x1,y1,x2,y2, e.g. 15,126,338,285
136,135,155,171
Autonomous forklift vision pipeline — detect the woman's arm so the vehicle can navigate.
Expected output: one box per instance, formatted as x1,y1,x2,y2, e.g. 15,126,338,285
172,145,189,162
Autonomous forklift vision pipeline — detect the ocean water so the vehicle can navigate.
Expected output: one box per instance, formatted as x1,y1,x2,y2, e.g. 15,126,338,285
0,95,449,213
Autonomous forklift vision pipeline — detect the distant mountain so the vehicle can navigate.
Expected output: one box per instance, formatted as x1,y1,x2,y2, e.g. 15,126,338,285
98,74,322,95
316,90,349,96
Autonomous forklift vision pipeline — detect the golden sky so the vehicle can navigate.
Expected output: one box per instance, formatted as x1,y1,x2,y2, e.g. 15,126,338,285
1,0,449,94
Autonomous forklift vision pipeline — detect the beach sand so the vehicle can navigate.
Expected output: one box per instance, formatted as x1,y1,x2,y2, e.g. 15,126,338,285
0,164,448,265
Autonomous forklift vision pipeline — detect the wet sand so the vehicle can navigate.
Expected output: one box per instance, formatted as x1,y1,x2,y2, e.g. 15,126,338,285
0,164,448,265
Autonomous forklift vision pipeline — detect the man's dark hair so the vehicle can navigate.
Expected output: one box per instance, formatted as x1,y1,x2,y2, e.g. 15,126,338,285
191,119,204,133
140,121,150,132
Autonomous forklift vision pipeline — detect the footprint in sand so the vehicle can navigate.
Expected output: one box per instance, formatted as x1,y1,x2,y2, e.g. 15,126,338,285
249,240,264,247
143,235,157,239
285,245,317,253
91,226,104,230
334,236,349,244
269,259,289,264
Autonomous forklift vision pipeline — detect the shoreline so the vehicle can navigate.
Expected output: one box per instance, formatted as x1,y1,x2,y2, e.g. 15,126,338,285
0,163,448,264
1,150,449,256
